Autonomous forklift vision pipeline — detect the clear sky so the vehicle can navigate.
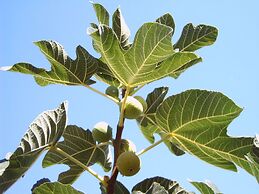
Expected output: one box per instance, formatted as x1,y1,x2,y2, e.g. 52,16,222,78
1,0,259,193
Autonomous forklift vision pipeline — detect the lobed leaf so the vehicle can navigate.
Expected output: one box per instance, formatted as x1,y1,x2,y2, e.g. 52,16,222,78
89,23,179,87
174,24,218,52
0,102,68,193
156,89,259,180
132,176,192,194
1,41,98,86
32,181,83,194
42,125,111,184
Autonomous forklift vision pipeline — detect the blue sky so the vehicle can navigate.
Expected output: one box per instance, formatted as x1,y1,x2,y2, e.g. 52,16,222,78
1,0,259,193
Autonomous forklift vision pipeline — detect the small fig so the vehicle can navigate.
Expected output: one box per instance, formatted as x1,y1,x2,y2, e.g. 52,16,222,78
134,96,147,112
116,151,141,176
92,122,112,143
122,96,143,119
105,86,119,98
119,139,136,154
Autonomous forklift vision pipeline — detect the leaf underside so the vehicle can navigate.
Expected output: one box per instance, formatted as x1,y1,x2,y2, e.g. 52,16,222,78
32,181,83,194
132,176,191,194
156,89,259,180
174,23,218,52
0,102,68,193
1,41,98,86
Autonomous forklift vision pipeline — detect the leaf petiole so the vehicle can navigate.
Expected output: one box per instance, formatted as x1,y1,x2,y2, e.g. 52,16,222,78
82,83,119,104
137,134,171,156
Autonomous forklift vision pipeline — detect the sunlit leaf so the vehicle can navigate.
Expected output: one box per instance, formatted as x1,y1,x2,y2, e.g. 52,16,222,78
42,125,111,184
89,23,176,87
137,87,169,143
95,59,121,87
32,181,83,194
0,102,68,193
174,24,218,51
112,8,131,49
92,3,109,26
156,89,259,180
0,41,97,86
132,176,192,194
156,13,175,35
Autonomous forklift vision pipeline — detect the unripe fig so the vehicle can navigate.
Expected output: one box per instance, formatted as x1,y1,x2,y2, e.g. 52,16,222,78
119,139,136,154
134,96,147,112
92,122,112,143
116,151,141,176
122,96,143,119
105,86,119,98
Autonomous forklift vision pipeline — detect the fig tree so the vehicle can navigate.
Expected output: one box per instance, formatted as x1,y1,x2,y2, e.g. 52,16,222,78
116,151,141,176
122,96,143,119
105,86,119,98
92,121,112,143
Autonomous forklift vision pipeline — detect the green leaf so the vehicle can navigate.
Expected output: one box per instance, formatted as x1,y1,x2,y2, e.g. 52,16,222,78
100,181,130,194
132,176,192,194
32,181,83,194
134,182,168,194
42,125,111,184
92,3,109,25
190,181,221,194
156,89,259,178
0,102,68,193
1,41,97,86
137,87,169,143
159,132,185,156
136,87,185,156
156,13,175,35
95,60,121,87
174,23,218,51
170,57,202,79
245,135,259,183
90,23,175,87
112,8,131,49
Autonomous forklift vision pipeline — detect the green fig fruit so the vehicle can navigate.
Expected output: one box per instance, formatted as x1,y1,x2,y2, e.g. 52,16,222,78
92,122,112,143
122,96,143,119
105,86,119,98
119,139,136,154
116,151,141,176
134,96,147,112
